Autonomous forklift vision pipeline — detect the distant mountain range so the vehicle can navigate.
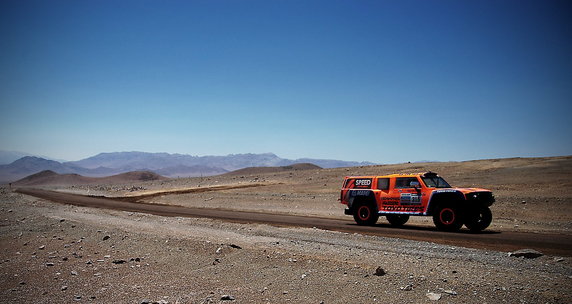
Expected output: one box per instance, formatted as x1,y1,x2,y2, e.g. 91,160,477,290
0,151,375,184
0,151,32,164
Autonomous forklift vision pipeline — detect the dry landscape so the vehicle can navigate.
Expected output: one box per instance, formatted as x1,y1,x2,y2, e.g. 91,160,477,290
1,156,571,303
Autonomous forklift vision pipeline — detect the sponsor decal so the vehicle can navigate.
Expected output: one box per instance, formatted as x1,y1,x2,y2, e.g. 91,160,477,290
350,190,370,197
400,193,421,204
382,206,424,212
354,179,372,188
434,189,459,193
381,197,400,205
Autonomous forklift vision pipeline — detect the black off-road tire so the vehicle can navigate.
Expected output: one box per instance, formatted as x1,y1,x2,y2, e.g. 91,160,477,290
353,202,379,226
386,214,410,227
464,207,492,232
432,203,464,232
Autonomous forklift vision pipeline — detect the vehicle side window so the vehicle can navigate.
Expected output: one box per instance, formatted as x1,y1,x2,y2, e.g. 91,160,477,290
395,177,419,189
343,179,354,188
376,178,389,190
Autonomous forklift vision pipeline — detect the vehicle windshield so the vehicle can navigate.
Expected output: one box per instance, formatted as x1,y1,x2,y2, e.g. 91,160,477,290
422,176,451,188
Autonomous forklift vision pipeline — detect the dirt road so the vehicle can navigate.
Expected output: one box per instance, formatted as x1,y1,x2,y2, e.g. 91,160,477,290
17,188,572,256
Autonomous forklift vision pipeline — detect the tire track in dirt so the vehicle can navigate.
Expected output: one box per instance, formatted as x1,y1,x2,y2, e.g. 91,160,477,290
16,188,572,256
118,183,276,201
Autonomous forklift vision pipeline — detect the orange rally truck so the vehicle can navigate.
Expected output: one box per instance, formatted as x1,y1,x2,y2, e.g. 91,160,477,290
340,172,494,232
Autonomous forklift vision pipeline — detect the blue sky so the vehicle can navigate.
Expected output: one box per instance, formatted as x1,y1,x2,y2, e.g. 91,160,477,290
1,0,571,163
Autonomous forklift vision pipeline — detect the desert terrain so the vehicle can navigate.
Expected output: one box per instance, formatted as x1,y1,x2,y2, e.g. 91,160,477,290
1,156,571,303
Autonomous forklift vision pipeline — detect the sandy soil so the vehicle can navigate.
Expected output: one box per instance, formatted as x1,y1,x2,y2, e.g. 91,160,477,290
2,156,572,303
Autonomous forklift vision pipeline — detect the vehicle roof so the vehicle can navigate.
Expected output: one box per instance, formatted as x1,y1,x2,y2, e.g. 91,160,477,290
344,172,438,179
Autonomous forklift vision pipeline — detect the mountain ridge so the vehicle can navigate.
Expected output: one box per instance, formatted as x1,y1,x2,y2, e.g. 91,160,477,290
0,151,375,184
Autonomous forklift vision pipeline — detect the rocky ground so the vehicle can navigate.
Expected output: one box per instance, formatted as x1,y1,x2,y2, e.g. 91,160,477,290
1,156,572,303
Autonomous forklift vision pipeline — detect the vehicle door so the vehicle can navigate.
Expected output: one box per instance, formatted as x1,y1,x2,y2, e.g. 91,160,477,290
389,177,424,213
376,177,397,212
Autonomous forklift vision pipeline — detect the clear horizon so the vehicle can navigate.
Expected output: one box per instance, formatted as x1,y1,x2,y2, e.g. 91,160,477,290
2,149,571,165
1,1,571,164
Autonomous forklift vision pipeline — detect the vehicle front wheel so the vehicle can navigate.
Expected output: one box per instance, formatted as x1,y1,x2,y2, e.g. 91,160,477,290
353,203,379,226
432,204,464,232
386,214,410,227
464,207,492,232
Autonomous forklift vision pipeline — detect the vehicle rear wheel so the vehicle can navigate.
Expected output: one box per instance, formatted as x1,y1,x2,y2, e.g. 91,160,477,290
353,203,379,226
386,214,410,227
464,207,492,232
432,204,464,232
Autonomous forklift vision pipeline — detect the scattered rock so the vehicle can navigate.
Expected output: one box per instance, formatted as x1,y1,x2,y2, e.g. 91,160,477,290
400,284,413,291
71,271,78,276
39,245,45,250
374,267,386,276
213,258,221,265
74,295,82,301
508,249,543,259
426,292,442,301
61,286,68,291
216,247,223,254
102,235,110,241
46,262,55,267
439,288,457,295
220,295,235,301
112,259,127,264
229,244,242,249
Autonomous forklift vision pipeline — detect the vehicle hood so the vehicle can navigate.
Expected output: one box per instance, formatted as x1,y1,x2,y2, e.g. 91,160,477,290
432,187,492,194
453,187,492,194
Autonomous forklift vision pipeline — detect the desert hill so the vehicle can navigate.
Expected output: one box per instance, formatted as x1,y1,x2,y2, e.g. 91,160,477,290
12,170,95,186
155,165,228,178
224,163,322,176
0,156,119,184
13,170,166,187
